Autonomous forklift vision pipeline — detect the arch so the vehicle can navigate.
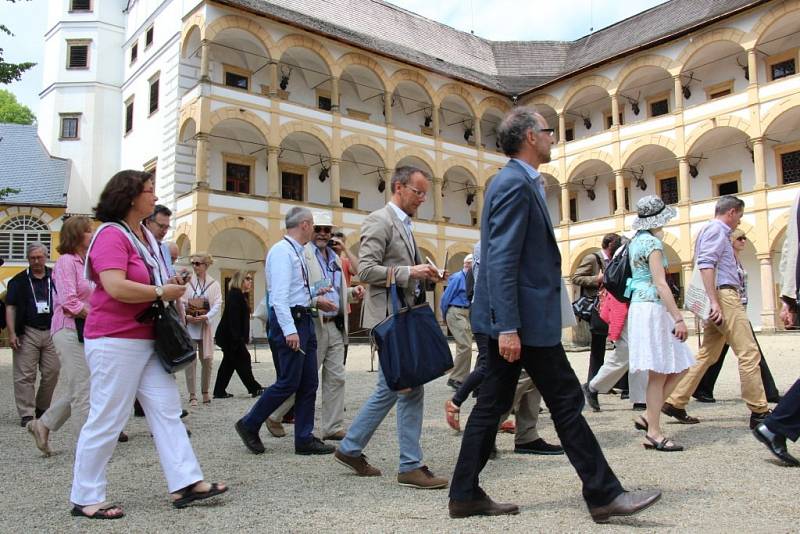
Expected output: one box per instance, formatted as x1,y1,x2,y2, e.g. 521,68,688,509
445,242,474,259
434,83,479,118
204,14,275,55
389,69,436,105
206,216,268,248
393,147,436,173
208,107,271,143
415,237,438,260
181,16,203,58
0,207,59,230
519,93,559,111
751,0,800,45
478,95,512,117
659,230,685,259
620,136,678,168
769,211,791,253
442,157,478,179
672,28,748,71
274,34,336,75
278,121,333,153
559,75,613,111
761,98,800,133
539,163,561,182
339,135,387,163
684,116,752,154
336,52,389,90
178,117,197,143
568,238,603,274
566,150,615,180
613,54,674,91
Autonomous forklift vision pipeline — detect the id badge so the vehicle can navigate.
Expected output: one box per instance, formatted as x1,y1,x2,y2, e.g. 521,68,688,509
36,301,51,314
313,279,332,294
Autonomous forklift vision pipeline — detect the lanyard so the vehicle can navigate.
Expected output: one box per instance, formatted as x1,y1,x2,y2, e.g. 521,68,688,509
192,278,209,297
27,269,51,306
283,237,312,298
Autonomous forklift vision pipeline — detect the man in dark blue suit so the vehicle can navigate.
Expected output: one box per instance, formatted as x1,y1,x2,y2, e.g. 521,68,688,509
447,107,662,523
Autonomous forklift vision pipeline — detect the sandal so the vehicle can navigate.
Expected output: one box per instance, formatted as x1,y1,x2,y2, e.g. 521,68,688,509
634,415,648,432
444,399,461,432
171,481,228,509
643,435,684,452
189,397,198,408
202,394,211,404
70,503,125,519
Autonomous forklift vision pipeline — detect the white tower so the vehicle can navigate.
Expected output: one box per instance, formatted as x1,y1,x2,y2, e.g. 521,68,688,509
38,0,127,214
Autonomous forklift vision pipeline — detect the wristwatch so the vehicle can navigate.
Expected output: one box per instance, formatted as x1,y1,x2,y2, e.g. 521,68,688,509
154,285,164,300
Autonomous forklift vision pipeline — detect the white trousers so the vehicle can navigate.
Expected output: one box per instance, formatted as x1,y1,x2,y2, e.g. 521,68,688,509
71,337,203,505
588,324,648,404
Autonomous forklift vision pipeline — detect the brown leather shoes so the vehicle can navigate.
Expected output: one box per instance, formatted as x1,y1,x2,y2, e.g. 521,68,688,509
449,494,520,518
397,466,448,489
323,430,347,441
588,489,662,523
661,402,700,424
334,449,382,476
266,418,286,438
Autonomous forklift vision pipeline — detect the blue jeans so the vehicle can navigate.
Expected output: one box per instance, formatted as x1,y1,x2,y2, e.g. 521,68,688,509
338,367,424,473
241,310,317,446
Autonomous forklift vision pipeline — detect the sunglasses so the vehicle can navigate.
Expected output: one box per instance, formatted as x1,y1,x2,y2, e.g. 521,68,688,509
244,276,253,281
191,261,206,266
736,236,747,242
314,226,332,233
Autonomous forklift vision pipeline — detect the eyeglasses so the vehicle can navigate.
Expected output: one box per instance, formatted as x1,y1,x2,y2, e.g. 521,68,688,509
142,189,155,194
314,226,332,233
152,222,170,231
406,185,427,200
539,128,555,137
244,276,253,281
191,261,206,266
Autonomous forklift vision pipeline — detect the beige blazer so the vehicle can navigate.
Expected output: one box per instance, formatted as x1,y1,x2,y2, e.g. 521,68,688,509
780,191,800,301
358,204,422,330
303,243,358,343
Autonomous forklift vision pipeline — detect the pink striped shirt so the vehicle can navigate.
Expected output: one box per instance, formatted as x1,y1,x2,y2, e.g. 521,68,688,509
51,252,93,335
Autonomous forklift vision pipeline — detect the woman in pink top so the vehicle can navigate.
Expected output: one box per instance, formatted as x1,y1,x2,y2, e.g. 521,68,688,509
69,170,228,520
26,216,131,456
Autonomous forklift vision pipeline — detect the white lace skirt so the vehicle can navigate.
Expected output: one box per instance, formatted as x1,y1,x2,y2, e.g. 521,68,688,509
628,301,695,374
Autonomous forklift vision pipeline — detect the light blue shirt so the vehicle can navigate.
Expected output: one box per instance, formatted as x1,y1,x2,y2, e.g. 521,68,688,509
159,241,176,277
512,158,546,201
440,269,470,315
313,245,341,317
696,219,740,288
266,236,312,337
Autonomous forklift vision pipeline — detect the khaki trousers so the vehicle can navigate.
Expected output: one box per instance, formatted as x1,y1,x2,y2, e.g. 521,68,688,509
12,327,60,418
667,288,768,413
272,320,346,436
504,370,541,444
446,307,473,383
184,341,213,399
40,328,90,433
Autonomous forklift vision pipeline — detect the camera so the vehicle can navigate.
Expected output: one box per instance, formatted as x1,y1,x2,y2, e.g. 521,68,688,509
327,239,335,248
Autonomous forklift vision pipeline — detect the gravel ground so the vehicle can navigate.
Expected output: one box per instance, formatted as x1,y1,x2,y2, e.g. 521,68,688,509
1,334,799,533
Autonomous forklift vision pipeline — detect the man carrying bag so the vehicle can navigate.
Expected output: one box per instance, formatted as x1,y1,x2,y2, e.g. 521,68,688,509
333,166,449,489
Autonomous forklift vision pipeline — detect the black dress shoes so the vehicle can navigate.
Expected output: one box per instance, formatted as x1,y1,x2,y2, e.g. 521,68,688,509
692,392,716,403
20,416,33,428
514,438,564,455
296,437,335,455
753,423,800,466
582,383,600,412
213,393,234,399
447,379,463,390
449,494,520,518
235,419,265,454
588,489,662,523
749,409,772,430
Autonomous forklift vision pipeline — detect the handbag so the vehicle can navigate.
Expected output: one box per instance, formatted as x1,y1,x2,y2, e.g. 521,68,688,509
138,300,197,373
572,295,597,322
683,265,711,321
370,268,453,391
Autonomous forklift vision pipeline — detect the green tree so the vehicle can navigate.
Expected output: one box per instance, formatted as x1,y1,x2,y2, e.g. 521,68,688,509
1,0,35,84
0,88,34,123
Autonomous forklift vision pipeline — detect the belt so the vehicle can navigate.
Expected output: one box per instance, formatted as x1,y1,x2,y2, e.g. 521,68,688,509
321,316,337,323
26,325,50,331
450,305,470,310
717,284,739,291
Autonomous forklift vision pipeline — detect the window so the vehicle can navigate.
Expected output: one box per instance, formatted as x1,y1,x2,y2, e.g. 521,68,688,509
124,98,134,134
223,154,254,194
223,64,250,91
316,89,332,111
340,190,359,210
59,114,80,139
610,184,630,213
0,215,51,262
70,0,91,11
604,109,623,129
565,122,575,142
67,41,90,69
144,158,157,182
149,76,159,114
130,42,138,64
145,26,154,48
711,171,741,197
281,165,306,201
647,92,670,117
569,193,578,222
656,169,679,205
767,49,798,82
705,80,734,100
775,141,800,185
